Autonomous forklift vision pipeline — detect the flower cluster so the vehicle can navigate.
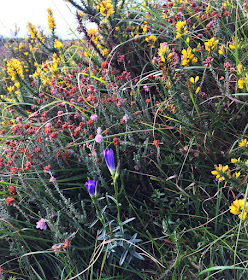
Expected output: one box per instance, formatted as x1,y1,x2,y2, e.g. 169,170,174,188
211,164,231,181
230,199,248,220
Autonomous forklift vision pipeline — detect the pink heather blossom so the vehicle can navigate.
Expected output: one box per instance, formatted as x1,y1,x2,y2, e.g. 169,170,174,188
49,176,56,183
143,85,149,92
36,218,47,230
122,114,129,123
97,127,102,134
90,114,98,121
95,134,103,143
52,244,61,255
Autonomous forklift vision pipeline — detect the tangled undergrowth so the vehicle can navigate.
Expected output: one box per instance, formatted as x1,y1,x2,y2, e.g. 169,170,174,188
1,0,248,279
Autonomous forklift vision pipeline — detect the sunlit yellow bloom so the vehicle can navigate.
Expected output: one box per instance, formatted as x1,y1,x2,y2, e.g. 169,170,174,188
205,37,219,53
229,42,235,50
234,172,241,178
27,22,38,39
237,64,242,75
181,47,198,67
142,25,148,34
211,164,231,181
145,35,157,47
7,86,15,92
175,21,187,38
238,78,244,89
195,87,200,94
54,39,62,49
218,44,226,55
6,58,24,81
190,76,199,84
230,199,248,220
47,8,56,30
231,158,240,163
239,139,248,147
158,43,169,62
102,48,109,56
87,28,98,36
100,0,114,18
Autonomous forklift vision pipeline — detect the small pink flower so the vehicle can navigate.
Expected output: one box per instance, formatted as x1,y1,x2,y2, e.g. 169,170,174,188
36,218,47,230
49,176,56,183
95,134,103,143
52,244,61,255
122,114,129,122
90,114,98,121
143,85,149,92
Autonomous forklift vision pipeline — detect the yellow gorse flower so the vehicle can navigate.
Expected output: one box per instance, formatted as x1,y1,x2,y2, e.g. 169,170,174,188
231,158,240,163
181,47,198,67
158,43,169,62
211,164,231,181
190,76,199,84
237,64,242,75
87,28,98,36
47,8,56,30
176,21,187,38
7,58,24,81
230,199,248,220
54,39,62,49
205,37,219,53
218,44,226,55
27,22,38,39
239,139,248,147
100,0,114,18
102,48,109,56
145,35,157,48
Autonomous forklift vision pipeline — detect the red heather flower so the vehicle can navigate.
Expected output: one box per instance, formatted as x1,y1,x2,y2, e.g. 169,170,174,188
6,197,15,206
25,161,32,170
102,61,108,69
43,165,51,173
11,167,19,174
8,185,16,195
153,140,160,148
203,57,213,67
113,137,119,146
87,119,94,126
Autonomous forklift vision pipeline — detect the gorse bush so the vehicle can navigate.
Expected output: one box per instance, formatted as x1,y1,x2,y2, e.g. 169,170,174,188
1,0,248,279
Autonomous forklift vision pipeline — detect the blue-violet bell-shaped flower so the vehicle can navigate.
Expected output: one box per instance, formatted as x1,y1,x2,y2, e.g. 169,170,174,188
85,179,97,196
102,148,115,176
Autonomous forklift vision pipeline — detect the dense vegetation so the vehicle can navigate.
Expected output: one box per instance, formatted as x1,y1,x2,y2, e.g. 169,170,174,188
1,0,248,279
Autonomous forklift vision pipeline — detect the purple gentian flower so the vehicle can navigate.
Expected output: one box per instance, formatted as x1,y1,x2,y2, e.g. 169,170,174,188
102,148,115,175
85,179,97,196
36,218,47,230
